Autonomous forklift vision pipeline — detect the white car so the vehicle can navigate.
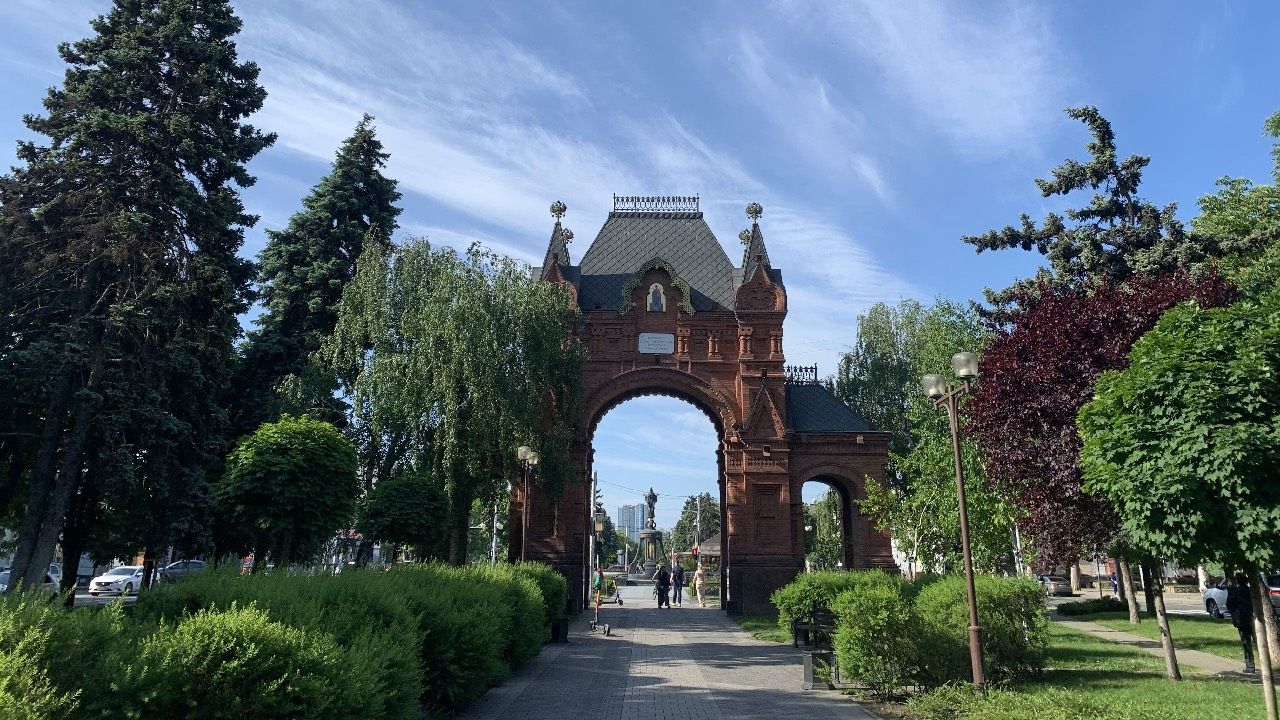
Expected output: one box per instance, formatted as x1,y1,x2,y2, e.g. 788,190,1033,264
88,565,144,596
0,570,58,597
1204,580,1229,618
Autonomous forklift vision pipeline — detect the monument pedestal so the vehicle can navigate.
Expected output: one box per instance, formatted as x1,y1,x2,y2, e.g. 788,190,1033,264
639,528,663,577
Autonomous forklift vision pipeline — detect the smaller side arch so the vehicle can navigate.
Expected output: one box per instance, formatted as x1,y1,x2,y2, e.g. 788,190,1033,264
795,469,870,572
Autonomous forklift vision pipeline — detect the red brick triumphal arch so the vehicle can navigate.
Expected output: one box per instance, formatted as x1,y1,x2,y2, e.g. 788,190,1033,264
512,196,896,615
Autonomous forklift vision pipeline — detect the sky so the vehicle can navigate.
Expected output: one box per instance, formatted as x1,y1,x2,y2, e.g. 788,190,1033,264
2,1,1278,529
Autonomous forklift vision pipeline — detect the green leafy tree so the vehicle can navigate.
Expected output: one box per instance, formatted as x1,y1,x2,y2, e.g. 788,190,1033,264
356,469,449,560
828,300,925,490
1192,109,1280,255
668,492,720,562
0,0,273,589
1080,283,1280,695
850,299,1015,574
803,489,843,571
239,115,402,430
320,239,583,564
215,416,359,569
964,106,1226,312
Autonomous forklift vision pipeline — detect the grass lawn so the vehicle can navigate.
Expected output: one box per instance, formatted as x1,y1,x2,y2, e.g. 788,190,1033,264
731,613,790,644
903,623,1263,719
1081,611,1244,663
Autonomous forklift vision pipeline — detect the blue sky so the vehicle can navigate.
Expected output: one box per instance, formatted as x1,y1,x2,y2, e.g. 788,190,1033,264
2,1,1277,529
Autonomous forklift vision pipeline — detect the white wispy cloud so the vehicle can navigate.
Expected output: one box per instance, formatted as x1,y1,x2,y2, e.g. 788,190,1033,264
783,0,1071,155
730,31,888,201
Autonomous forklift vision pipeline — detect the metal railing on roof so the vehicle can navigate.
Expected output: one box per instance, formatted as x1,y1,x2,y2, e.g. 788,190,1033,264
612,194,699,213
784,364,820,385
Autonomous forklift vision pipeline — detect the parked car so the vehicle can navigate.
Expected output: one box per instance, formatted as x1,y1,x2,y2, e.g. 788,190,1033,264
1202,574,1280,619
0,570,58,597
1038,575,1073,596
1204,579,1230,618
1,563,63,587
88,565,144,596
158,559,206,583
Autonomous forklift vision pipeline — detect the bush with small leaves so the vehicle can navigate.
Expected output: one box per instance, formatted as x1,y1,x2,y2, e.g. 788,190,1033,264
127,605,360,720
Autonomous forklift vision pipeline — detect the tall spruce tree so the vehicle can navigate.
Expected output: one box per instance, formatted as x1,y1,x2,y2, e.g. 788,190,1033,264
0,0,273,590
238,116,402,430
965,106,1227,314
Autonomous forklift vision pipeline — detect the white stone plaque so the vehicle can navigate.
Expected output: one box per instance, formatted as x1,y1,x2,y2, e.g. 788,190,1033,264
637,332,675,354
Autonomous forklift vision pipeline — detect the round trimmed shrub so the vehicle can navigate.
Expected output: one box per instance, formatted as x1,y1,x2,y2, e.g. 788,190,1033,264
831,580,920,696
128,605,360,720
914,575,1048,685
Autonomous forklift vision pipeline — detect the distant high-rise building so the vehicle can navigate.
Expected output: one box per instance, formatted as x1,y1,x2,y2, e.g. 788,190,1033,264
616,503,646,543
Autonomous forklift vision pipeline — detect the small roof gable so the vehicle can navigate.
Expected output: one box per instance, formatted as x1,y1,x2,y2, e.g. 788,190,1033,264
786,384,870,432
577,210,736,311
539,221,573,282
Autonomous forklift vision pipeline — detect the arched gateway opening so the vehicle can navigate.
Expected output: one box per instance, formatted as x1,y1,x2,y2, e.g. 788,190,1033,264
511,196,896,614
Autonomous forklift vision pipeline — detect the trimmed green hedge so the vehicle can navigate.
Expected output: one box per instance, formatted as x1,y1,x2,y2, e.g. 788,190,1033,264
776,571,1048,696
0,561,562,720
1055,596,1125,616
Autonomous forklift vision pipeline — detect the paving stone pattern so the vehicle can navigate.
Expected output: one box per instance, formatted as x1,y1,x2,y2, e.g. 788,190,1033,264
461,585,879,720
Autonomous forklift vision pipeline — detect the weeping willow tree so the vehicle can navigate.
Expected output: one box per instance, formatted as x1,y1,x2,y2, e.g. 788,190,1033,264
320,237,583,564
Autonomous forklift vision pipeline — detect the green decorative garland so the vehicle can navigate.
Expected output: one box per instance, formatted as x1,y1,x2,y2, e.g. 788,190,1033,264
618,257,696,315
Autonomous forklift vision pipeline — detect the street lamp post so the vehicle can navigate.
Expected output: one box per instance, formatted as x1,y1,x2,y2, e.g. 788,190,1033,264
922,350,985,689
516,446,540,562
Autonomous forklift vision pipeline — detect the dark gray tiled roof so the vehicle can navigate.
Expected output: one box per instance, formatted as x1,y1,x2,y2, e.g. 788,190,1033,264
786,384,870,432
577,211,736,311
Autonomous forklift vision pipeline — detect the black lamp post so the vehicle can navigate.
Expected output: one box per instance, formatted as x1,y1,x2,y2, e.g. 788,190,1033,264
922,350,985,689
516,446,540,562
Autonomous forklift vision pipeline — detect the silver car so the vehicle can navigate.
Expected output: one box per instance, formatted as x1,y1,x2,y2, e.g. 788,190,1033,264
1038,575,1073,596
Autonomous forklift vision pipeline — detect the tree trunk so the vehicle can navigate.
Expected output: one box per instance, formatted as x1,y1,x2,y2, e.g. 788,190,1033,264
1070,564,1081,593
57,484,100,607
1118,556,1141,624
7,370,76,590
1142,559,1157,617
1252,577,1279,720
1262,578,1280,666
1151,571,1181,680
141,548,158,590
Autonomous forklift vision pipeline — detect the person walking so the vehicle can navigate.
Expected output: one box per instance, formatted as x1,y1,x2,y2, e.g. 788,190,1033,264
672,564,685,607
693,564,706,608
1226,573,1257,674
655,564,671,608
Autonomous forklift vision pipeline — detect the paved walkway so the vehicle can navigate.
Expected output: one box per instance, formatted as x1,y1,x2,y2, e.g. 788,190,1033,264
461,585,879,720
1052,614,1255,678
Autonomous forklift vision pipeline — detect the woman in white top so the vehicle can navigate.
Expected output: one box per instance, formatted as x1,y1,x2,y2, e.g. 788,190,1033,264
693,564,707,608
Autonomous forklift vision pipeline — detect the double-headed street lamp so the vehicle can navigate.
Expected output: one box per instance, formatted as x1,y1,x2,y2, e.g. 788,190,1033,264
517,446,540,562
922,350,985,689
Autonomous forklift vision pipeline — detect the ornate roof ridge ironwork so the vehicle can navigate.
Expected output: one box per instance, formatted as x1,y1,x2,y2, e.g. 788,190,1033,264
784,364,819,385
612,194,700,213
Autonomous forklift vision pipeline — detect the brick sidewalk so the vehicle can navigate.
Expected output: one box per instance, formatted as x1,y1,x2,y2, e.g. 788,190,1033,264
460,591,879,720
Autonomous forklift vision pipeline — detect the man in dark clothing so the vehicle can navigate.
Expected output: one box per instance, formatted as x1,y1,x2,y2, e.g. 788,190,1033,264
672,565,686,607
1226,573,1256,674
655,565,671,608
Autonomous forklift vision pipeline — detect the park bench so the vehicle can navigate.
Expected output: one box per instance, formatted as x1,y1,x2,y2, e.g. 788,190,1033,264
791,607,838,649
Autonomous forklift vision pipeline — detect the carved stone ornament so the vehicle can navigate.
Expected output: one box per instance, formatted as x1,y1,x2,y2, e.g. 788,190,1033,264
746,202,763,221
739,229,752,245
550,200,567,219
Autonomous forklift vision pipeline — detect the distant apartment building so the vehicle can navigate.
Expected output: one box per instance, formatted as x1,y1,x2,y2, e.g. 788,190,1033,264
616,504,645,543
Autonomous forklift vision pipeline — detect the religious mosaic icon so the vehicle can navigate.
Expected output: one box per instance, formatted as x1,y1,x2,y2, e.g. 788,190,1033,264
647,283,666,312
